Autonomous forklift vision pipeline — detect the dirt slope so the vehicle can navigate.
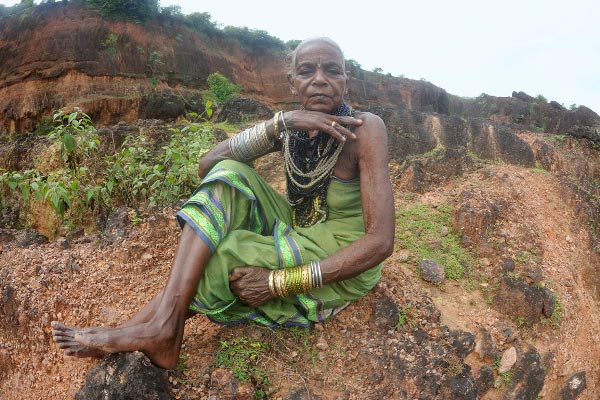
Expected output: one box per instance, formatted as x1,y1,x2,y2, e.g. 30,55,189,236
1,149,599,398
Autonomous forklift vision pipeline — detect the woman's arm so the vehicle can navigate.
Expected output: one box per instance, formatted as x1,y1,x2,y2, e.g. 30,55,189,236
319,113,395,283
198,110,363,179
197,120,277,179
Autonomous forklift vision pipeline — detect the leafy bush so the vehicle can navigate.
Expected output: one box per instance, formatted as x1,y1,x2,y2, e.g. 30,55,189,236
108,120,215,208
0,107,216,231
0,0,37,20
207,72,241,103
48,109,99,168
285,39,301,50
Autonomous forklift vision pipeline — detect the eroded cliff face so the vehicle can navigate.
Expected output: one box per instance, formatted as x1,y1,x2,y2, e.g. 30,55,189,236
3,3,599,139
0,2,458,135
0,3,286,133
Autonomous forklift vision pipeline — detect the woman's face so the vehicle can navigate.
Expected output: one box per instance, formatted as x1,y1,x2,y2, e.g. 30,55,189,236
290,41,347,113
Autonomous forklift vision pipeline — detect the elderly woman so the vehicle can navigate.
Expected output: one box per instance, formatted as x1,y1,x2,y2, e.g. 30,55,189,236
52,37,395,369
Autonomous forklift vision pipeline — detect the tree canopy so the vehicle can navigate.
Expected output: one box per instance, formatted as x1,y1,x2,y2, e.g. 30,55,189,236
81,0,160,22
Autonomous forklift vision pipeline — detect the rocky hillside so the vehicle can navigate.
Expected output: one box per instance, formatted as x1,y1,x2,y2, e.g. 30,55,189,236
1,2,600,400
3,2,598,140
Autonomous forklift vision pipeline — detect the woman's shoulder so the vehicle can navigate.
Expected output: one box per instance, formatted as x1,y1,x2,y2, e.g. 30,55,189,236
352,110,381,121
352,111,386,136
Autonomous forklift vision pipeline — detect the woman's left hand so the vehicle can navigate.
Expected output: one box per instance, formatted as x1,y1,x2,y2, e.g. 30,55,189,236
229,266,274,307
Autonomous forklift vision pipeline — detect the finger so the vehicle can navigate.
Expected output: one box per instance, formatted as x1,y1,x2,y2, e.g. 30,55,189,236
229,267,247,281
327,121,349,142
335,124,357,140
336,116,363,127
334,118,362,139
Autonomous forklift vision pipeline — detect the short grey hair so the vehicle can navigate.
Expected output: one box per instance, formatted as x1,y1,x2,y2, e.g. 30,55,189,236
286,37,345,78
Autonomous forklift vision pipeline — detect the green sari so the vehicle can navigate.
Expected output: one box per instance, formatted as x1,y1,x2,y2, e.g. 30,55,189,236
176,160,382,327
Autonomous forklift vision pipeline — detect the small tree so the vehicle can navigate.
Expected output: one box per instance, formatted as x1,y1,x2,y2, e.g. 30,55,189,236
82,0,160,22
207,72,241,103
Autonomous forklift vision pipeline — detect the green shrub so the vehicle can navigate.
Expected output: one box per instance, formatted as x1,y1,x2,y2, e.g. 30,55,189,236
207,72,241,103
108,121,214,208
0,106,215,231
48,109,99,169
102,33,118,54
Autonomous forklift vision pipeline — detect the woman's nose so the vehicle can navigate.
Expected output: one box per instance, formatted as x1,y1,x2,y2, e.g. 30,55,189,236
312,68,327,85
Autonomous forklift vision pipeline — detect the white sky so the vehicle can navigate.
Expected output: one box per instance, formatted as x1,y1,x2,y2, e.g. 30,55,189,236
2,0,599,114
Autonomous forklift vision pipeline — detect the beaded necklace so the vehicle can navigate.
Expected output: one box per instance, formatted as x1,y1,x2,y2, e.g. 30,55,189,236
282,103,354,227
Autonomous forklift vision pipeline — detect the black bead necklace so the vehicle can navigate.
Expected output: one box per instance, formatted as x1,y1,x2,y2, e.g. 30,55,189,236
282,103,354,227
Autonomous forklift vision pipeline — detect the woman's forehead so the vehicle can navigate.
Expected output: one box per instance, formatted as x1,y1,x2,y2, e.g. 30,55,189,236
295,41,344,65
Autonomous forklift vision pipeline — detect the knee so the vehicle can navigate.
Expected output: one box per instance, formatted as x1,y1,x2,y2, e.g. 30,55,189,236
213,159,254,175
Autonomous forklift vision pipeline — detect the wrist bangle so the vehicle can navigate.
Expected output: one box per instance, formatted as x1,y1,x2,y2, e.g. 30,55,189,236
311,260,323,288
279,111,288,141
270,261,323,298
268,270,276,296
273,111,280,141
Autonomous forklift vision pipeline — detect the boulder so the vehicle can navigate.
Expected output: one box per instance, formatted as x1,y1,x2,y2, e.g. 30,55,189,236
503,343,545,400
418,259,446,284
448,330,476,359
75,352,174,400
474,328,498,361
560,371,587,400
213,97,272,124
476,365,495,395
369,295,399,330
494,277,556,326
19,229,49,247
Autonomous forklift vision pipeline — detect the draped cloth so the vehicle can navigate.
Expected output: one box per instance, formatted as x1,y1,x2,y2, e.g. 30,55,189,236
176,160,383,327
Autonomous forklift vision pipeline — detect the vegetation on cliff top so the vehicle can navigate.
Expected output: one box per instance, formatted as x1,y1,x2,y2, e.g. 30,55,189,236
0,0,294,53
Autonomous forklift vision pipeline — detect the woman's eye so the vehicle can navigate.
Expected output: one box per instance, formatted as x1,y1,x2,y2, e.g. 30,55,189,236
297,68,313,76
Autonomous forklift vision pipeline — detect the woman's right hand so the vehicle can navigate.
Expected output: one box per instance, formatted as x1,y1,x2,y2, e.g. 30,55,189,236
229,266,274,308
283,110,362,142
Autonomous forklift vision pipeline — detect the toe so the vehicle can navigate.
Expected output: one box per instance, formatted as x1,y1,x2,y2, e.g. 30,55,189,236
57,341,79,349
52,334,73,342
51,321,74,332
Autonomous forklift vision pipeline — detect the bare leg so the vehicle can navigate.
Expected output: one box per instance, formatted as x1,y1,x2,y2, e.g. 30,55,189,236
52,289,167,359
52,224,211,369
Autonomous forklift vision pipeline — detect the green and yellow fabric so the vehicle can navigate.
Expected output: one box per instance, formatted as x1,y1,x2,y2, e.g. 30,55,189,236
176,160,382,327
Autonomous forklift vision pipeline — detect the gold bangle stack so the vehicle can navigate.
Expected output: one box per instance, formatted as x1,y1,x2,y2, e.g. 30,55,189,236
268,261,323,297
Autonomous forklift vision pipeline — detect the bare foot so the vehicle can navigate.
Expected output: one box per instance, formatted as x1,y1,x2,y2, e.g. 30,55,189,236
51,320,183,369
51,321,107,358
